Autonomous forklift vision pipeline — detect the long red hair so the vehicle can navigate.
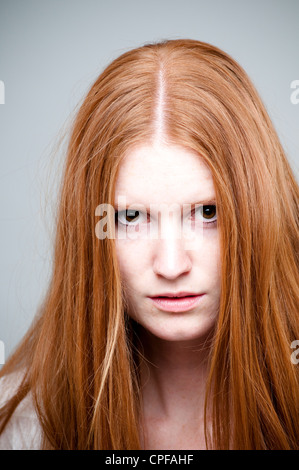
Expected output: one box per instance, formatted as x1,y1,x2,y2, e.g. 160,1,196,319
1,39,299,449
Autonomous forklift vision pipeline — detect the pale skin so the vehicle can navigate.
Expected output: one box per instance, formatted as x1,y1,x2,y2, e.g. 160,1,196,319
114,141,222,449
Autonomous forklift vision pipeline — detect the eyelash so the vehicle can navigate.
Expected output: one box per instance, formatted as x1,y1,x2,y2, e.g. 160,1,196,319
114,205,217,229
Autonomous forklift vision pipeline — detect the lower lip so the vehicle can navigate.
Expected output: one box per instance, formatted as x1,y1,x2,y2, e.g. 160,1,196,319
148,295,205,312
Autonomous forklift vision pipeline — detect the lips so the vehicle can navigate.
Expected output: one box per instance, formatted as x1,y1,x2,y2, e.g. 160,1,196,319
148,293,205,313
151,292,201,298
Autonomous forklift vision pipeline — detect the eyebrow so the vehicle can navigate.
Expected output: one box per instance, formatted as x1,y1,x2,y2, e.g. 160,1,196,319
114,197,217,210
188,198,217,206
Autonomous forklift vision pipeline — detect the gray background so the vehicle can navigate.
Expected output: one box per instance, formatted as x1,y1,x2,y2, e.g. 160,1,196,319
0,0,298,364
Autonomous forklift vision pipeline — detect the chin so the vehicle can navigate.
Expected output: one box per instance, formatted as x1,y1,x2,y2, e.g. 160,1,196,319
145,317,217,343
153,331,212,343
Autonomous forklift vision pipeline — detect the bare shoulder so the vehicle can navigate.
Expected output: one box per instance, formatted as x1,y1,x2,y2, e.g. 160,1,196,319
0,370,42,450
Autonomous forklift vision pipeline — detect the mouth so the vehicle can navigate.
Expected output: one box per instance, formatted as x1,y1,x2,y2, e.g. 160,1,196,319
148,293,205,313
151,292,202,298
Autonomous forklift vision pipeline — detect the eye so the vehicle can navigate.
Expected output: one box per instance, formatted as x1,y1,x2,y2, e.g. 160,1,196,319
114,205,217,229
115,209,147,227
192,205,217,226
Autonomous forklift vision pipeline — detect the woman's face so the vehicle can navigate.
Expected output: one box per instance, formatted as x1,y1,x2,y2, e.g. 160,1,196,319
114,142,221,343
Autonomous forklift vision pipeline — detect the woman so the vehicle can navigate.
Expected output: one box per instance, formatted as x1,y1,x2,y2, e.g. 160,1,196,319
0,39,298,450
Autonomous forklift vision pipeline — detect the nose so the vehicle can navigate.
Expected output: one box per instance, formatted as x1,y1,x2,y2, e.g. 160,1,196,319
152,236,192,280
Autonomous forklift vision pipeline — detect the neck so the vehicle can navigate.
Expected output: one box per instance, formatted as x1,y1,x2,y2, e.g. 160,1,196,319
136,326,214,421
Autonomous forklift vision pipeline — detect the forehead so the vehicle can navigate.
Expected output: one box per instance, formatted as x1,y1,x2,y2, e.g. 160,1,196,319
114,143,215,206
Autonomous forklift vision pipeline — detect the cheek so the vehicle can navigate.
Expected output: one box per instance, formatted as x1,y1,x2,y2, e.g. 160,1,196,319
115,240,146,283
199,234,222,283
213,245,222,291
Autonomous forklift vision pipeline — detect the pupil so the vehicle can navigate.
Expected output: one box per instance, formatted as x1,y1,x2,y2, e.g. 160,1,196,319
126,210,139,222
203,205,216,219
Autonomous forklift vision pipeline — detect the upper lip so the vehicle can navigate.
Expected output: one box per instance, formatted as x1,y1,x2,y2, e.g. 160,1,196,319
149,292,202,298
